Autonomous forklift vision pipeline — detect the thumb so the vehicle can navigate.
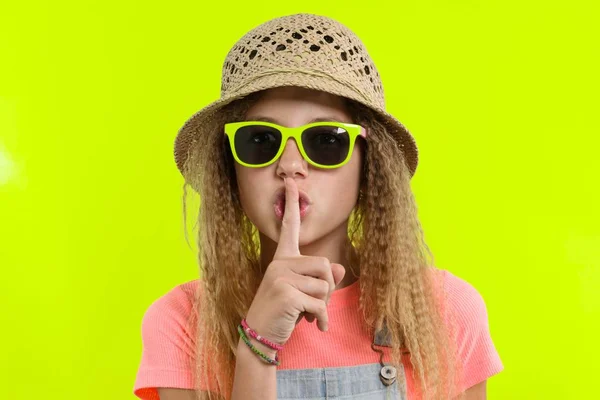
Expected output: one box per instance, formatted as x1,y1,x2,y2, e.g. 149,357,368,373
330,263,346,286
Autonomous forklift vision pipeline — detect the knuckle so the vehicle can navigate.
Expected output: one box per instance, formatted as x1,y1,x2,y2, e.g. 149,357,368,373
272,275,286,287
317,257,330,268
285,291,301,309
318,279,329,296
272,276,292,296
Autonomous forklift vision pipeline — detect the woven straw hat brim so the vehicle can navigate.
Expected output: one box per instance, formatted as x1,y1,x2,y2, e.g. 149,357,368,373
174,71,419,180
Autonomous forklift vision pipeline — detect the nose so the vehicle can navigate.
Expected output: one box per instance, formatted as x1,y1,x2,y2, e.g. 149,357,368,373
276,138,308,179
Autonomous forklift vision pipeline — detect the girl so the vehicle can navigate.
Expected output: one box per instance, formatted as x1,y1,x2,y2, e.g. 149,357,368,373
134,13,503,400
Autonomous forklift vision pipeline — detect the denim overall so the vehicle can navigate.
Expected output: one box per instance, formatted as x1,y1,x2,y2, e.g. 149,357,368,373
276,325,408,400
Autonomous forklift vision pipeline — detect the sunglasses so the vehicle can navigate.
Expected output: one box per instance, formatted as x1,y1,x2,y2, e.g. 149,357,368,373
224,121,367,169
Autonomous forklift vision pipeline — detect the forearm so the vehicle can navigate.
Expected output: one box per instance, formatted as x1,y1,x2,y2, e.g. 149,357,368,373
231,336,277,400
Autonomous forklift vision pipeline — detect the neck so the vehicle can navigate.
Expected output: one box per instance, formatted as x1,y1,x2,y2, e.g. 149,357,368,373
259,222,360,290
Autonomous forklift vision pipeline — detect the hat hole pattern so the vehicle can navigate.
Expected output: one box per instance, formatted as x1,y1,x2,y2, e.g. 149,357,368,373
223,19,384,96
292,50,312,62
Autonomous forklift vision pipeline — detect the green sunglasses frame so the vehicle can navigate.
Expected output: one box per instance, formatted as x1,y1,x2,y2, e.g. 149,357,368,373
224,121,367,169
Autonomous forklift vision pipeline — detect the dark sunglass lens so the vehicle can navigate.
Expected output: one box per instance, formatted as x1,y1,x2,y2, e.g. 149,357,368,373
234,125,281,164
302,126,350,166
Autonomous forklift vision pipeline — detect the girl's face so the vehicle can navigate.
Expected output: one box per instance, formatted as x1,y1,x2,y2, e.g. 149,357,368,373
233,86,364,247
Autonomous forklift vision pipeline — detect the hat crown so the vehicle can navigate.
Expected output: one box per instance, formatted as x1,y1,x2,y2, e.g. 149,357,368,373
220,14,385,109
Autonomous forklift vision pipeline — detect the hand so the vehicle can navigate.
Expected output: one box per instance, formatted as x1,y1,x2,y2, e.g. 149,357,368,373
244,177,346,345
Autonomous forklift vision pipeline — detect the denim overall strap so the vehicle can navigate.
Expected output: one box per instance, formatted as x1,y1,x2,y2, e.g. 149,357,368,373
276,322,408,399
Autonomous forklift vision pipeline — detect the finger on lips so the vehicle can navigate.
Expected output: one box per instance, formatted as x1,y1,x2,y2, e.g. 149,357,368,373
274,177,301,259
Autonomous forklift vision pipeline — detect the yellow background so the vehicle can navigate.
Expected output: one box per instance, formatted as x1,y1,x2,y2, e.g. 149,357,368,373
1,1,598,399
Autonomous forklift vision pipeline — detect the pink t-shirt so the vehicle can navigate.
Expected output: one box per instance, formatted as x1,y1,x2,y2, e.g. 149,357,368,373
133,269,503,399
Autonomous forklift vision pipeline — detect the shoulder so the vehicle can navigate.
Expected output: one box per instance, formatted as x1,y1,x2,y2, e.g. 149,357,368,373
134,279,201,398
439,269,488,324
143,279,200,320
436,269,504,391
436,268,492,342
141,279,200,335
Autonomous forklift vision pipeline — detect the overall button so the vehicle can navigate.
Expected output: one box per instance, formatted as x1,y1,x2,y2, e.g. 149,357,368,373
380,365,397,386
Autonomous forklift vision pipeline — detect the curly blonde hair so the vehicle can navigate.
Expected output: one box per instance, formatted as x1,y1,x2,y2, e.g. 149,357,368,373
180,91,462,400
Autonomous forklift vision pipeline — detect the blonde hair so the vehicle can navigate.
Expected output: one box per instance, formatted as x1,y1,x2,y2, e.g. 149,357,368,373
180,92,462,400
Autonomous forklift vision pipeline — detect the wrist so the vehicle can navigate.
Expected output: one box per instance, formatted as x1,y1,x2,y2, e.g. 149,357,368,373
242,317,284,351
246,335,278,359
237,323,280,366
237,335,279,368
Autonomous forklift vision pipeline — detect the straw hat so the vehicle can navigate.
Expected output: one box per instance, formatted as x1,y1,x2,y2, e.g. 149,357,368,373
174,13,419,182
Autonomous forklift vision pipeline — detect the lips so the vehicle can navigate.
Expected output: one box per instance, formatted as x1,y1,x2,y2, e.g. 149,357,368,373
273,187,312,221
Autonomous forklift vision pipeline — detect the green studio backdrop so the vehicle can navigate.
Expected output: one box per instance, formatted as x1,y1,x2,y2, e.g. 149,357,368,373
1,1,598,399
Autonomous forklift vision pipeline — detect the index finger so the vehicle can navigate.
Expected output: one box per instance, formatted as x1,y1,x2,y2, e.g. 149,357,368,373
274,177,301,258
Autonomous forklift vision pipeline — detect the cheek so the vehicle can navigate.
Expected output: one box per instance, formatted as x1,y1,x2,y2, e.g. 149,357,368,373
234,166,253,202
346,144,364,190
343,165,362,199
234,166,268,215
319,157,362,211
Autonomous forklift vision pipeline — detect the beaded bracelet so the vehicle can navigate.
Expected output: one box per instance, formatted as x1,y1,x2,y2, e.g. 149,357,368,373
237,324,280,366
241,318,284,351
